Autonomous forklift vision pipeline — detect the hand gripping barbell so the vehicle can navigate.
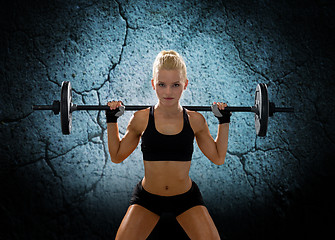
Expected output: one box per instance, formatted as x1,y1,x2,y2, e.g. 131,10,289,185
32,81,294,136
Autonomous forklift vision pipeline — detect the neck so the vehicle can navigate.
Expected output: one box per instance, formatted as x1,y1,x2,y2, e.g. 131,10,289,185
154,102,183,114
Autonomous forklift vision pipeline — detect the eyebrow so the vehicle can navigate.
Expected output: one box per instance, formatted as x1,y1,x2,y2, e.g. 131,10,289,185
158,81,181,84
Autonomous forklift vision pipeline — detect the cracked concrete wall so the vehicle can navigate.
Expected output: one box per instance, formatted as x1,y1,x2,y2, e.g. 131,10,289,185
1,0,334,239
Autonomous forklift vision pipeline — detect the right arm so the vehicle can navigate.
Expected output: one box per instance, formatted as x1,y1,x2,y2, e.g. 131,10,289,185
107,110,145,164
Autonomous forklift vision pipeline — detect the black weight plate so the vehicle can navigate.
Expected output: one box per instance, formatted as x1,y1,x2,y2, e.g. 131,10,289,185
61,81,72,135
254,83,269,137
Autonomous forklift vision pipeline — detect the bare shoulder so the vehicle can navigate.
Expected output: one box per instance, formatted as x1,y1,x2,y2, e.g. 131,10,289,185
186,110,205,122
186,109,207,134
127,107,150,135
133,107,150,119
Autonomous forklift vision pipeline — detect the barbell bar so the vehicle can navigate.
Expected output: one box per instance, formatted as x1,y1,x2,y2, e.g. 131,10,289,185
32,81,294,136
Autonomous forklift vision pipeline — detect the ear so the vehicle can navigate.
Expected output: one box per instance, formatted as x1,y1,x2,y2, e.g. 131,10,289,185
184,79,189,90
151,79,156,90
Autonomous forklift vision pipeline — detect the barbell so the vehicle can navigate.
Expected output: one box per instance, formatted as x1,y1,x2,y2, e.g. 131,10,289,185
32,81,294,136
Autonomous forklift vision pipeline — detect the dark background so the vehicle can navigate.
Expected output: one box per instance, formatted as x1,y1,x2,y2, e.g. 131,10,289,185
1,0,334,239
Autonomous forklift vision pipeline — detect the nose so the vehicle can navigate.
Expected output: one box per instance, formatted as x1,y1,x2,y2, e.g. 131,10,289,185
165,86,172,95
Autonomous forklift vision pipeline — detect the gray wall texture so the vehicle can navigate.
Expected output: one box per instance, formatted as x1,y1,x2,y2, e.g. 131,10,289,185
1,0,334,239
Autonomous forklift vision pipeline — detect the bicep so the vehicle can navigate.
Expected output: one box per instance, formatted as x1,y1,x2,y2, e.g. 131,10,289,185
116,115,143,161
194,115,219,163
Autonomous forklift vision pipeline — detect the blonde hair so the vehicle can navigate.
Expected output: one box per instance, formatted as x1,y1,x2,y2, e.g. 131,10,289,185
152,50,187,82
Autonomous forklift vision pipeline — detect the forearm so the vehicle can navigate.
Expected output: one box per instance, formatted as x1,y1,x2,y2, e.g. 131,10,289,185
215,123,229,164
107,122,121,162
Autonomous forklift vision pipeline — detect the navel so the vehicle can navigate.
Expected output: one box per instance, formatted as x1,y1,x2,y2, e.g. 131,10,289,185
165,186,169,190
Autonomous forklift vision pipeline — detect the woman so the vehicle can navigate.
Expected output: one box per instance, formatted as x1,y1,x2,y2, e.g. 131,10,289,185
106,50,230,239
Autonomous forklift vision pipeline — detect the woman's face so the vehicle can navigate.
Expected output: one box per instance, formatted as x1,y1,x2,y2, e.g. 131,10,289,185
151,69,188,107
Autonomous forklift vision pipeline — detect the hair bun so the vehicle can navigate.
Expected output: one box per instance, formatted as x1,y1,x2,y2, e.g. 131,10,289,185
162,50,178,56
152,50,187,81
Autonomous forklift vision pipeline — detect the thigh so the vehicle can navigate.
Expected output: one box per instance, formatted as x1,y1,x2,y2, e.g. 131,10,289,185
176,205,220,240
116,204,160,240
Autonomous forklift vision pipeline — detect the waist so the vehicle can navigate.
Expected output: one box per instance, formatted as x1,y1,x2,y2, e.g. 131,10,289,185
141,176,192,196
143,160,192,196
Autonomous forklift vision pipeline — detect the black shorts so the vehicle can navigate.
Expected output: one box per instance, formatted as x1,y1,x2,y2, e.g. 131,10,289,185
129,180,205,217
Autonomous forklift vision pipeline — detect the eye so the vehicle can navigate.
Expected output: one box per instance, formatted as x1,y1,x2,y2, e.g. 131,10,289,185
173,83,180,87
158,83,165,87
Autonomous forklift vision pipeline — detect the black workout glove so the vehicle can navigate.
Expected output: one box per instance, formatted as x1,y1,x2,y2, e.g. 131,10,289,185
211,104,231,124
106,106,125,123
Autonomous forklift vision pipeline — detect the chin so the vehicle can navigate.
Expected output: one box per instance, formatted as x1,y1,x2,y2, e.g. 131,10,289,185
161,99,178,106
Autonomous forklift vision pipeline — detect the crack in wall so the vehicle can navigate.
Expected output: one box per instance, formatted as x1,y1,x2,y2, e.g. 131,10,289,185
239,157,256,194
227,142,297,198
13,5,135,205
43,141,63,181
11,0,139,113
31,37,61,88
67,175,103,208
60,90,115,206
221,2,304,84
96,90,111,171
311,95,335,145
27,16,106,96
15,138,89,168
221,2,270,83
40,137,108,209
277,134,302,167
84,1,137,178
108,0,137,76
0,112,33,124
227,150,256,194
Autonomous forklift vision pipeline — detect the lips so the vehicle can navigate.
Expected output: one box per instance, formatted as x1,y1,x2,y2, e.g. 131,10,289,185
164,98,174,100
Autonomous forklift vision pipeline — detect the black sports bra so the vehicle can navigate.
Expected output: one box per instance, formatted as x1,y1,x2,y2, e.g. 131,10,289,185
141,106,194,161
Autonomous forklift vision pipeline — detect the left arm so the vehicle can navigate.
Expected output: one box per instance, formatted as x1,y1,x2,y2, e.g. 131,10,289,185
190,112,229,165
